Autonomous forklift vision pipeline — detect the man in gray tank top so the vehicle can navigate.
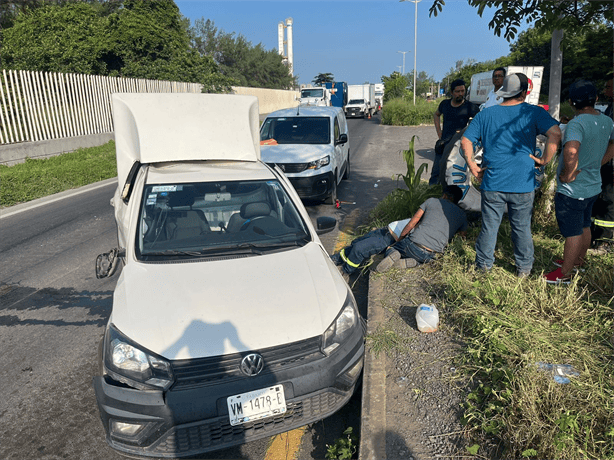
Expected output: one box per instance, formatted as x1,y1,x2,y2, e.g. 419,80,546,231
331,186,468,275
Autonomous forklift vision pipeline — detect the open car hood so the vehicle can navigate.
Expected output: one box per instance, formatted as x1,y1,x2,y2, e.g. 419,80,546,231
112,93,261,187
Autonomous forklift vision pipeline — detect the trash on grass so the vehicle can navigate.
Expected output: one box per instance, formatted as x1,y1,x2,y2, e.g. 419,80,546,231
536,362,579,384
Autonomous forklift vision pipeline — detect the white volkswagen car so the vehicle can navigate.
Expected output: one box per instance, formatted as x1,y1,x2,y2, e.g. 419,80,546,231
260,106,350,204
93,93,365,458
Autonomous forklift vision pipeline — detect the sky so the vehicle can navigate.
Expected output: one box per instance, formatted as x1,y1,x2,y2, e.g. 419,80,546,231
175,0,531,86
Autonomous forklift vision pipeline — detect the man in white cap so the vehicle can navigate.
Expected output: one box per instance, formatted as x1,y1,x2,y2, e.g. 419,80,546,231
461,73,562,276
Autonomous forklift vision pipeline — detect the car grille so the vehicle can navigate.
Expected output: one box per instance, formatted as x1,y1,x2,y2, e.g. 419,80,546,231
266,162,310,173
151,390,347,455
171,336,324,390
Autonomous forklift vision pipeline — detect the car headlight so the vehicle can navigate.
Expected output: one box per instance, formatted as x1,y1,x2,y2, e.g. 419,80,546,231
307,155,330,170
322,294,359,355
103,324,174,391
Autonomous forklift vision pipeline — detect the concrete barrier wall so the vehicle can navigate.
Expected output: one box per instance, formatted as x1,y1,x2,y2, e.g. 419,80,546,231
232,86,299,113
1,86,298,165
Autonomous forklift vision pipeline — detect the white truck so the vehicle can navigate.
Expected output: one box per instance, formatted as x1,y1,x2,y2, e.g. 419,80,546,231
299,86,332,107
345,84,377,118
468,66,544,107
374,83,384,110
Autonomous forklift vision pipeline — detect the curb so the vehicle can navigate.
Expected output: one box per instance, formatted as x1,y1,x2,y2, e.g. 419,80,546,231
358,273,387,460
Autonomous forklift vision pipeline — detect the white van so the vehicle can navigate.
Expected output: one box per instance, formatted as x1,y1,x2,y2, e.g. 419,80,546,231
93,94,365,458
260,106,350,204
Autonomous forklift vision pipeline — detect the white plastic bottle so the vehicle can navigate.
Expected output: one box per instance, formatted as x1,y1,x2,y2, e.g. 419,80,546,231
415,304,439,333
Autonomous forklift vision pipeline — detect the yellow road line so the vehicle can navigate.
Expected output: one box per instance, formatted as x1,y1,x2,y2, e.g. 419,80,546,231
264,427,307,460
264,210,361,460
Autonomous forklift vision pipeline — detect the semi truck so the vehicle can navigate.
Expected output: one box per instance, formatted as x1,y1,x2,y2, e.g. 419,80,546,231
324,81,348,110
299,86,332,107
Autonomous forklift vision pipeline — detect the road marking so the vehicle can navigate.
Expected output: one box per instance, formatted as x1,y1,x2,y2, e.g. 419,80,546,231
264,427,307,460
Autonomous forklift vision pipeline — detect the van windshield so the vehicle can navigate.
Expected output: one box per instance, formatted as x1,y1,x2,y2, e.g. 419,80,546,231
136,179,310,261
260,117,330,145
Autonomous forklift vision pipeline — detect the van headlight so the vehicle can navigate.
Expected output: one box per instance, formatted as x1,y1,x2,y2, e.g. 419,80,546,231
103,324,174,391
307,155,330,170
322,294,359,355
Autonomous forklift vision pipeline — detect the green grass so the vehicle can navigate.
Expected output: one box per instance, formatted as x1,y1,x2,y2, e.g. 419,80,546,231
380,97,440,126
0,141,117,207
367,190,614,459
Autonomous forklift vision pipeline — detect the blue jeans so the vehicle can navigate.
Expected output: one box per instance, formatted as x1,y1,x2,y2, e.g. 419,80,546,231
389,238,437,264
475,190,535,271
341,228,395,274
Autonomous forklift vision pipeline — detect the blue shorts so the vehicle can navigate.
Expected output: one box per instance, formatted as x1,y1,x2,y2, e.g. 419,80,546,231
555,193,598,238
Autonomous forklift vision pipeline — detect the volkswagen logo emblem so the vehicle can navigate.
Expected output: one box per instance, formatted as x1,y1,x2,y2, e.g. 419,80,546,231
240,353,264,377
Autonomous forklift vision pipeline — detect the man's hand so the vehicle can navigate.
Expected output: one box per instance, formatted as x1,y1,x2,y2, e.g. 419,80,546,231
467,162,485,181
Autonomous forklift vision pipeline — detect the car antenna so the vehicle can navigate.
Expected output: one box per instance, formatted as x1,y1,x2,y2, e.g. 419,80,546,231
296,104,300,116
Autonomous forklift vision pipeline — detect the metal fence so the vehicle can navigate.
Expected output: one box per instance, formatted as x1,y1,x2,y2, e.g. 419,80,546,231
0,69,202,145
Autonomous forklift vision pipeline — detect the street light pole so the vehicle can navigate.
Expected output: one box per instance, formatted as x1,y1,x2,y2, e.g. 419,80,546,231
402,0,422,105
397,51,409,75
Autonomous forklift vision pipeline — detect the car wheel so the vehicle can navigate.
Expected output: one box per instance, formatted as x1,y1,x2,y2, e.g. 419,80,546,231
342,153,350,180
325,173,338,205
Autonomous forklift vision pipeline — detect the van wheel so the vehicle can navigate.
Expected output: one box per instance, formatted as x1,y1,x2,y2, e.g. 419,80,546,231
342,153,350,180
325,174,338,205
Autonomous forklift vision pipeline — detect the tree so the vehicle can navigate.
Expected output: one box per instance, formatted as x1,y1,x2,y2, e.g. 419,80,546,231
0,1,235,92
439,57,511,95
429,0,612,41
381,72,410,102
312,73,334,86
191,18,296,89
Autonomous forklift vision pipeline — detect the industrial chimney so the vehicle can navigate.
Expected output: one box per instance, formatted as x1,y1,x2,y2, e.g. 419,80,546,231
277,18,294,77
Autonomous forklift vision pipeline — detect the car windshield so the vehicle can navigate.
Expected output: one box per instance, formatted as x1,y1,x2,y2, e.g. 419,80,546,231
301,89,324,98
260,117,330,145
348,99,365,105
136,179,311,261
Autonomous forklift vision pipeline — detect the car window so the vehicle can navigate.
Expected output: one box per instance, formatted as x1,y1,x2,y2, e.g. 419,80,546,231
260,117,330,145
334,117,340,141
136,179,310,261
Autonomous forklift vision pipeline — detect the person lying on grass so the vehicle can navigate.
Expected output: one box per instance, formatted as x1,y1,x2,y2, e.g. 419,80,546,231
331,185,468,275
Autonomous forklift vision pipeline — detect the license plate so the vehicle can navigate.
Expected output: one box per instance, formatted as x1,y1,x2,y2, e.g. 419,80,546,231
227,385,286,426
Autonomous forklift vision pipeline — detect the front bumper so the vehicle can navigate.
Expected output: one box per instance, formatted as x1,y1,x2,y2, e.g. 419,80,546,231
93,326,364,458
345,108,365,118
287,171,335,201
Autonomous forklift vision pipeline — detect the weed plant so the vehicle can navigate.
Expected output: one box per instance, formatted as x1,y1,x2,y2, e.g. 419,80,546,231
367,190,614,459
0,141,117,207
380,98,440,126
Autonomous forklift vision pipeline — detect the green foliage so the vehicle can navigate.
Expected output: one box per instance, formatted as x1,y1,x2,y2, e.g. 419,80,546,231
325,427,358,460
380,98,438,126
381,71,410,103
429,0,613,42
191,19,295,90
0,1,236,91
509,23,613,97
440,57,512,93
312,73,335,86
0,141,117,207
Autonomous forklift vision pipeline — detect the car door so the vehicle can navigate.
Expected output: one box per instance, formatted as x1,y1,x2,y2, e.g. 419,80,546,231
334,114,349,181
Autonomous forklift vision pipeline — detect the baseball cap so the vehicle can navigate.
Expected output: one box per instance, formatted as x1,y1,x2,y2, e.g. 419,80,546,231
568,80,597,104
496,73,529,98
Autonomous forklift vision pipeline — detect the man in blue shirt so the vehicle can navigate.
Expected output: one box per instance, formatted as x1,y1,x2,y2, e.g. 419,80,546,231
544,80,614,284
461,73,561,276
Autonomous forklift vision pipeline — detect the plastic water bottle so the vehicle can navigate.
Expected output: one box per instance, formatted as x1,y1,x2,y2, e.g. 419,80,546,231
416,304,439,333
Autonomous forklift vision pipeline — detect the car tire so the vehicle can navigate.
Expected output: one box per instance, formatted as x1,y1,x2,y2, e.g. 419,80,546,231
342,152,350,180
325,173,338,205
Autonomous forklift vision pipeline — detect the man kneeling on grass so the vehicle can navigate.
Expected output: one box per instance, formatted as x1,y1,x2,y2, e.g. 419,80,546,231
331,185,468,275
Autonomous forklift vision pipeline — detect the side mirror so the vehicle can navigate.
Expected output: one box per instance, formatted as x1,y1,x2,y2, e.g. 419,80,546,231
336,133,348,145
316,216,337,235
96,248,125,279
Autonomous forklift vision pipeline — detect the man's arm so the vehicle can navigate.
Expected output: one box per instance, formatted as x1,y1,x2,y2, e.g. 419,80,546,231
395,208,425,241
461,136,484,180
559,140,580,183
530,124,562,166
602,140,614,165
433,110,443,139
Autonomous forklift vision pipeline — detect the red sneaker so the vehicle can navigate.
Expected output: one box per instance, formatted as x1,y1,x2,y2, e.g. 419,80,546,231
543,267,572,285
552,259,585,273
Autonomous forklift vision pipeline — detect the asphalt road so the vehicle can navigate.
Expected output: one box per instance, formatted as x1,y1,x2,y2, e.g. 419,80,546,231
0,115,436,460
